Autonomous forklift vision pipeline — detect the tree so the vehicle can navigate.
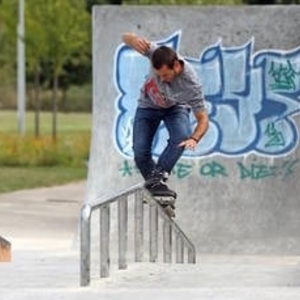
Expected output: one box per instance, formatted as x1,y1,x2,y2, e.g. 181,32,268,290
1,0,91,138
86,0,112,14
245,0,299,3
25,0,49,137
0,35,17,108
123,0,243,3
33,0,90,140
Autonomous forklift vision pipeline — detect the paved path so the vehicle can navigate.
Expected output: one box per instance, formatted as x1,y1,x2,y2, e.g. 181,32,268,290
0,182,300,299
0,182,85,250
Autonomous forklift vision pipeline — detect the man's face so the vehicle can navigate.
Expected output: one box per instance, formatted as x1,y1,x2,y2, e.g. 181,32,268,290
155,64,177,83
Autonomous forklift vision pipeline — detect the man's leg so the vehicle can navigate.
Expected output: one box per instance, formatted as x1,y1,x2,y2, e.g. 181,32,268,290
132,107,161,180
133,107,177,197
157,106,191,173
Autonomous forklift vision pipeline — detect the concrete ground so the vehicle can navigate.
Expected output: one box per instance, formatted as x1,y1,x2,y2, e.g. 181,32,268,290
0,181,300,299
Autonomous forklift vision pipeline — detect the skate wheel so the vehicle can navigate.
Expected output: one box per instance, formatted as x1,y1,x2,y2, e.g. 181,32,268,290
153,196,176,207
163,205,175,218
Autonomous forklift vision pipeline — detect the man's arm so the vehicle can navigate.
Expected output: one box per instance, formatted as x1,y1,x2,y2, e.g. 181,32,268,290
122,32,151,55
178,110,209,150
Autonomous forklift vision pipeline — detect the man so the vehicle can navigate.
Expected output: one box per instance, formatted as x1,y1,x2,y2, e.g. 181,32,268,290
122,32,209,198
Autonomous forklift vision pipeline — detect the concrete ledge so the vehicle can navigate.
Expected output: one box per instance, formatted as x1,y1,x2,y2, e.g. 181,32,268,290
0,236,11,262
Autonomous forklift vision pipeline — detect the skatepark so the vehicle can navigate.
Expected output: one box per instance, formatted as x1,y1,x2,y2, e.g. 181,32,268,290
1,5,300,299
1,181,300,299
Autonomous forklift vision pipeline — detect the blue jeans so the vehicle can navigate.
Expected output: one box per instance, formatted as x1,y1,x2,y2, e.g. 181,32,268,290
133,105,191,180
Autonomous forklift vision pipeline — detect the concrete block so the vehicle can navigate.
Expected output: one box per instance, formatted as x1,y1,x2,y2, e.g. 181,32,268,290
0,236,11,262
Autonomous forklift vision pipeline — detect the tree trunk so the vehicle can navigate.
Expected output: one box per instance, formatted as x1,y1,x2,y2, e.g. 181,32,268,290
34,65,40,138
52,74,59,141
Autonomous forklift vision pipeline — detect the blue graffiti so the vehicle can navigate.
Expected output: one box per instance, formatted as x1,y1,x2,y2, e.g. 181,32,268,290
113,32,300,159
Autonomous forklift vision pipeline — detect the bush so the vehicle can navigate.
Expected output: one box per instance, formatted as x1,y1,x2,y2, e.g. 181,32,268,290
0,133,90,167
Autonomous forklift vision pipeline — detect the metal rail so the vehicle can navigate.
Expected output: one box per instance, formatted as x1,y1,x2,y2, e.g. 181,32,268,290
80,182,196,286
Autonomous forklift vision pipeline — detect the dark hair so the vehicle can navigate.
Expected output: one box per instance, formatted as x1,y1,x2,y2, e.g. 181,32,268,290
151,46,178,70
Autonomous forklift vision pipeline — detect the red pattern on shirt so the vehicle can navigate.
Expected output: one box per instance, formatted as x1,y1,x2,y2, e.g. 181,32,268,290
144,78,167,107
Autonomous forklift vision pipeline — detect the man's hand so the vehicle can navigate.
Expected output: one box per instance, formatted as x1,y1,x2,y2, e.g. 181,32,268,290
178,110,209,150
132,36,151,55
122,32,150,55
178,138,199,150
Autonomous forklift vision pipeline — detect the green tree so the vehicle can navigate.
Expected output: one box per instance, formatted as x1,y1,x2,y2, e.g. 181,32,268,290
25,0,49,137
86,0,113,13
123,0,242,3
1,0,90,139
0,1,18,108
39,0,90,140
245,0,299,3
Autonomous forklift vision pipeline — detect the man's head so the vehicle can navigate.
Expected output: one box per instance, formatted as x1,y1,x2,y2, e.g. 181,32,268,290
151,46,182,83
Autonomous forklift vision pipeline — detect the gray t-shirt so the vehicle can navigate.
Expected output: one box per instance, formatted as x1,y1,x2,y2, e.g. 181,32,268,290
138,43,206,113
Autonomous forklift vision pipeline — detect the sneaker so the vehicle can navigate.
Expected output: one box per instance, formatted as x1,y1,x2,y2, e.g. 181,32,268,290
162,171,169,182
145,180,177,198
144,168,176,198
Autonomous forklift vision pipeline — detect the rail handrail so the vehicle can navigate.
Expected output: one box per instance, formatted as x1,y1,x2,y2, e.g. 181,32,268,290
80,182,196,286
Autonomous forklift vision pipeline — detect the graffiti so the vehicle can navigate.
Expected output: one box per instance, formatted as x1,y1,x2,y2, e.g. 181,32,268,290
237,158,299,180
268,59,300,91
264,121,285,148
118,158,299,181
119,160,138,177
113,31,300,159
172,162,193,179
237,161,277,180
199,161,228,178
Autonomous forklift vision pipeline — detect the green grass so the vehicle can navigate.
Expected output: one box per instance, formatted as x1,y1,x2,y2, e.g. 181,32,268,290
0,110,91,134
0,110,92,193
0,166,87,193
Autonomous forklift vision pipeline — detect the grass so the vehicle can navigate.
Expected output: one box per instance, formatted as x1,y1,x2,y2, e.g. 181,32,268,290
0,166,87,193
0,110,91,134
0,110,92,193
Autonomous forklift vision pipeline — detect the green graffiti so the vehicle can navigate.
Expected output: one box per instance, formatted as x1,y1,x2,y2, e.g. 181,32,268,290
173,162,193,179
236,159,299,180
200,161,228,178
118,158,298,181
264,122,285,147
119,160,135,177
237,161,277,180
268,59,299,91
281,158,299,179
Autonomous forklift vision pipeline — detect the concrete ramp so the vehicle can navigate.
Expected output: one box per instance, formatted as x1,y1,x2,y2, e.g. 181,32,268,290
88,5,300,254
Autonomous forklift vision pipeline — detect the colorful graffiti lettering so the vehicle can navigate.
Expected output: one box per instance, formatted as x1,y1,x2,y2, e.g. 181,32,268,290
113,31,300,159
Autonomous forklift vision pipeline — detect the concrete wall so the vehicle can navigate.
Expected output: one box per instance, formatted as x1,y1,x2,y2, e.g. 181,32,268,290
88,5,300,254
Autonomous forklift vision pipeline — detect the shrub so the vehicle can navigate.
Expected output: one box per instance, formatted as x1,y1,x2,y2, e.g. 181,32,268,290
0,133,90,167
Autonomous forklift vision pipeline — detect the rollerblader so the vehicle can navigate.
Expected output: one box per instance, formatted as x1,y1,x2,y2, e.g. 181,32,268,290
122,32,209,217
